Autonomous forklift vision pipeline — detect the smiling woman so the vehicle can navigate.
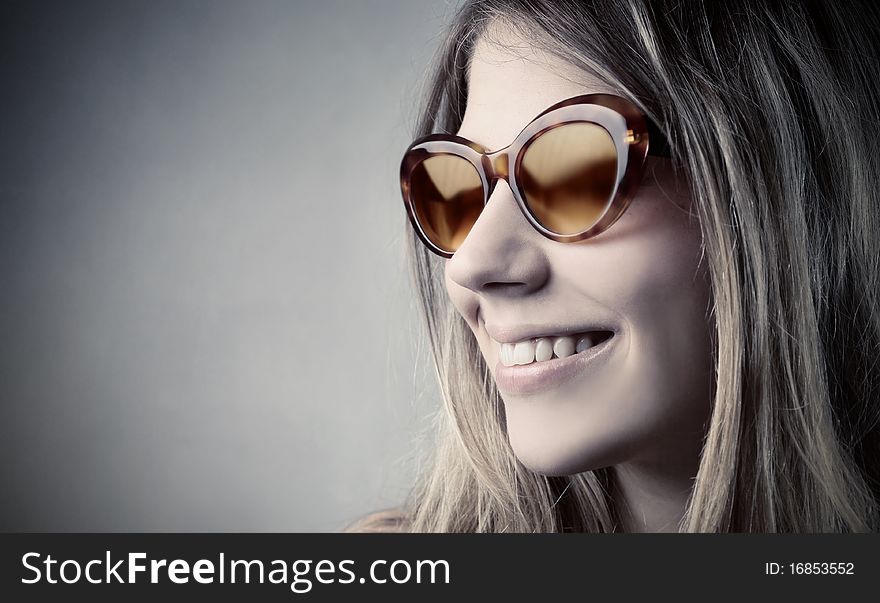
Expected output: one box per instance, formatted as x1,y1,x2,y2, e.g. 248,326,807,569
350,0,880,533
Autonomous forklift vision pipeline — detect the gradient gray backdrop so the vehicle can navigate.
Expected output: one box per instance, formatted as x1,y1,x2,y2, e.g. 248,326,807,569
0,0,457,531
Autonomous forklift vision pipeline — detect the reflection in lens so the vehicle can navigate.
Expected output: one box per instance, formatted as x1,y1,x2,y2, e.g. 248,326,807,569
520,122,618,235
410,154,484,252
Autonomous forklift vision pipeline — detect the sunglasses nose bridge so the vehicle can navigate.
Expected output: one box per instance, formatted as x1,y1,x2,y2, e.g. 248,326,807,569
481,150,511,190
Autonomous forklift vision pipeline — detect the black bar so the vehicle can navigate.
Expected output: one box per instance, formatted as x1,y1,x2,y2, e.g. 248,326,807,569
0,533,875,601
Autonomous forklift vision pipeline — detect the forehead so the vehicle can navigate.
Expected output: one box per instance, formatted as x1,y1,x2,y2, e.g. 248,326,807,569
458,22,618,151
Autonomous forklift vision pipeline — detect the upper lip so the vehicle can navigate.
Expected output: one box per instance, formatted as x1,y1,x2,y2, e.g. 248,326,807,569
485,322,617,344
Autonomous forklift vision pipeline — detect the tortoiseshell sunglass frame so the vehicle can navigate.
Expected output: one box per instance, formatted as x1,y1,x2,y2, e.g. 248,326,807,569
400,93,670,258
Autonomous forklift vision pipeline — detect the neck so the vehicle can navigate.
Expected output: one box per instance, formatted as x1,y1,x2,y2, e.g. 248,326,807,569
610,459,696,532
608,399,709,532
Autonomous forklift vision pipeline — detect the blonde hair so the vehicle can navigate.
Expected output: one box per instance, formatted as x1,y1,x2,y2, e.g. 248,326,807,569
399,0,880,532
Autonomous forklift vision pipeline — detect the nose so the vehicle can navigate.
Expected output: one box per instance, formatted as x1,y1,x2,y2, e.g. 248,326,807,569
445,180,550,296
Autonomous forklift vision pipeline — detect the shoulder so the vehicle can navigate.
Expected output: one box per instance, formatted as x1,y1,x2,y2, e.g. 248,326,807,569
343,508,408,533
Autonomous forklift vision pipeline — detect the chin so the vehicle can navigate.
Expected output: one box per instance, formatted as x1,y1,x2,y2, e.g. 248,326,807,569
505,418,630,477
511,452,589,477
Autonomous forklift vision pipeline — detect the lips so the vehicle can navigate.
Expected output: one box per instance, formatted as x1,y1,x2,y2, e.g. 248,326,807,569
482,319,618,396
492,331,617,396
499,331,614,366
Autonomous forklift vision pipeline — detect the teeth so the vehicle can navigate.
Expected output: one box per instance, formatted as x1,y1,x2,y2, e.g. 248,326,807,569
553,336,575,359
499,333,603,367
500,343,514,367
513,341,535,365
535,338,554,362
576,334,594,353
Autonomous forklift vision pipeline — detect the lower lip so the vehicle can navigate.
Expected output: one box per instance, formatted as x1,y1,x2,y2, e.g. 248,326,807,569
493,335,616,396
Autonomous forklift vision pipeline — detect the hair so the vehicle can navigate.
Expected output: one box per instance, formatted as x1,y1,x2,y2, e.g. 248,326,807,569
398,0,880,532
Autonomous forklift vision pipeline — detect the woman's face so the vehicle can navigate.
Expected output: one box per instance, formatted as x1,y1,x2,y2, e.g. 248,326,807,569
443,27,715,475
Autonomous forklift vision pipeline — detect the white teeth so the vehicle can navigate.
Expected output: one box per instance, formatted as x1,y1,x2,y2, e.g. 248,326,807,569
535,338,554,362
513,340,536,365
500,343,514,367
499,333,604,367
576,334,594,353
553,336,576,359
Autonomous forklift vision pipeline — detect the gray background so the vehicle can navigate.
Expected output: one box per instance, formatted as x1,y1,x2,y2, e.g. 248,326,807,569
0,0,455,531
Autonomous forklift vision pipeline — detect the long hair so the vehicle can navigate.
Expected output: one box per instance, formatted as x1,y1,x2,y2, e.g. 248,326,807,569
400,0,880,532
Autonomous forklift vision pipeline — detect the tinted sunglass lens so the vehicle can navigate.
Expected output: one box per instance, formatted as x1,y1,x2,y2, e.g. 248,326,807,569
520,122,618,235
409,154,484,253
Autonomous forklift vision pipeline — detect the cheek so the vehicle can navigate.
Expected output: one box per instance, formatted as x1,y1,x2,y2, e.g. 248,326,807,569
596,188,705,306
507,196,714,473
592,196,713,455
613,199,712,372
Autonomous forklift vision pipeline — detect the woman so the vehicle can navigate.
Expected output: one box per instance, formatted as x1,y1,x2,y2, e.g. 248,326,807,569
353,0,880,532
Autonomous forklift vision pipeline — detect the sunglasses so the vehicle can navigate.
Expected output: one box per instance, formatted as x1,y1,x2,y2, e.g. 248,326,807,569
399,93,670,258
